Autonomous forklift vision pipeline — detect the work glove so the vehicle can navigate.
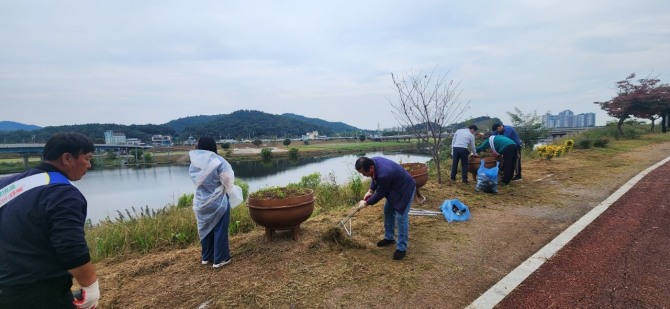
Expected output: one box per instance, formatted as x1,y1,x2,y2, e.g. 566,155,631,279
363,191,373,201
73,280,100,309
357,200,368,209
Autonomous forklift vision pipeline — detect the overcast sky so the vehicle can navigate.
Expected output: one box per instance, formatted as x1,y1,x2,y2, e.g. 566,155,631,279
1,0,669,130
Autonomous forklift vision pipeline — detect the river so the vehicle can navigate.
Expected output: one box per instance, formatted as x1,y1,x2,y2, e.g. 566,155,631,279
67,151,431,224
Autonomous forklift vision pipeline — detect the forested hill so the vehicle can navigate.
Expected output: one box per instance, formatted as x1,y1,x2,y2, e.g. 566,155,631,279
0,111,501,144
170,110,344,140
0,121,41,132
0,110,363,143
281,113,358,132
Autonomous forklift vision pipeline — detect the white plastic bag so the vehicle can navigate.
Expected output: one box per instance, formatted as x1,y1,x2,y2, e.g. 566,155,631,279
228,185,244,208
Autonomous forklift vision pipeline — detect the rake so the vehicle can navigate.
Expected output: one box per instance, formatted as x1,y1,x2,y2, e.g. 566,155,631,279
338,206,364,237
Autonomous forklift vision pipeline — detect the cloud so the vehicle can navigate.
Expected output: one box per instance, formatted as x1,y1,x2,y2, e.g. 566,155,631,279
1,0,669,129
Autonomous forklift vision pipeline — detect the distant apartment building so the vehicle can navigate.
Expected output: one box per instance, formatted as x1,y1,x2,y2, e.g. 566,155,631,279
542,110,595,128
152,134,172,146
104,130,127,145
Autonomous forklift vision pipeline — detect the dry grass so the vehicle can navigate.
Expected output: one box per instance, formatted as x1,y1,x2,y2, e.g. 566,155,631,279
95,136,670,309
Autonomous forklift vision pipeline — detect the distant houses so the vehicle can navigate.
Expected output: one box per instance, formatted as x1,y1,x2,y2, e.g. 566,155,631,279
151,134,172,147
104,130,174,146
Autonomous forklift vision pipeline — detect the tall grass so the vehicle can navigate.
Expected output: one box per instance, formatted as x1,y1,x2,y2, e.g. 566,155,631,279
84,174,369,261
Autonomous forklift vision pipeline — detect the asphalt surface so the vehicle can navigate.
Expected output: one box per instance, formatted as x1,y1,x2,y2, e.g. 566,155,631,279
468,156,670,308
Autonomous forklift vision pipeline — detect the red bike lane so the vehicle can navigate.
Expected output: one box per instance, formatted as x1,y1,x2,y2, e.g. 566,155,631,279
469,157,670,308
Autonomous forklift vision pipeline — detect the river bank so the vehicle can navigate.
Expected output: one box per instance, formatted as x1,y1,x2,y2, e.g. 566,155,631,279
0,139,423,174
93,132,670,308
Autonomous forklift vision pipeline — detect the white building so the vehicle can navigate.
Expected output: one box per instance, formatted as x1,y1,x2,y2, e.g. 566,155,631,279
152,135,172,146
104,130,127,145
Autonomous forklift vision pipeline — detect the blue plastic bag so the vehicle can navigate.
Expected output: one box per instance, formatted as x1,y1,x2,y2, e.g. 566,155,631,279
475,159,499,193
440,199,471,222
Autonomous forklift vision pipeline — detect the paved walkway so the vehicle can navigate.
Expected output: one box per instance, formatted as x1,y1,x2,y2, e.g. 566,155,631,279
467,156,670,308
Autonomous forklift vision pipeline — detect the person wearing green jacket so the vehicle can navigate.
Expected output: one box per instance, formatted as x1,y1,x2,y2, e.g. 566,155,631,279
475,133,519,185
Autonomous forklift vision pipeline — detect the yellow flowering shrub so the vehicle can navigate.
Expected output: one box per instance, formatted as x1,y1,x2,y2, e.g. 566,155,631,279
563,139,575,153
535,139,575,160
535,144,564,160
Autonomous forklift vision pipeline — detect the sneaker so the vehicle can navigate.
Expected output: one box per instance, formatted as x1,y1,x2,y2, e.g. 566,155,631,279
376,239,395,247
213,259,232,268
393,250,406,260
462,180,470,184
512,176,522,181
201,260,209,265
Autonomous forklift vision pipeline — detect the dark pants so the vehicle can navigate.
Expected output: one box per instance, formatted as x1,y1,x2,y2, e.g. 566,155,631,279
0,276,75,309
501,145,519,184
451,147,471,182
515,147,522,178
201,205,231,264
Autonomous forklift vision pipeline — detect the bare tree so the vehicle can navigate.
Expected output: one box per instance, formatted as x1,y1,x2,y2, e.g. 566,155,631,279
389,68,470,183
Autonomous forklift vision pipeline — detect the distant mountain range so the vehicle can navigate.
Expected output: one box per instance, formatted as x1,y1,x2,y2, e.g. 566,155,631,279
0,110,368,143
0,121,41,132
0,111,499,144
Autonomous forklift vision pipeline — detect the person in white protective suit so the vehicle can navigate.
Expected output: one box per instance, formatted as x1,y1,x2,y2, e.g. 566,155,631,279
189,136,243,268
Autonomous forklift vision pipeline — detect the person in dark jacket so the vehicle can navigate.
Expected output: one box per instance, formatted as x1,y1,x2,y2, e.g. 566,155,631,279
355,156,416,260
492,123,523,180
0,132,99,309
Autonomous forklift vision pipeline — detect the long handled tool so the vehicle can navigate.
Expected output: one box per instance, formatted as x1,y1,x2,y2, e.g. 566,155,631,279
408,208,442,216
338,206,364,237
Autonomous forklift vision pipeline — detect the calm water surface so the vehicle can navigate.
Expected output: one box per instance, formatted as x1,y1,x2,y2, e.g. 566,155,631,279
72,151,430,223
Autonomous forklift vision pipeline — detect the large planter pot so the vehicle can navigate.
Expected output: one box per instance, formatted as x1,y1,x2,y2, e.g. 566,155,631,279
468,156,501,181
247,187,315,241
400,162,428,203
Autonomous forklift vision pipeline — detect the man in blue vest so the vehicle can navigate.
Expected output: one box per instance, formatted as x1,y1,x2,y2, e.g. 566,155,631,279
0,132,100,309
355,156,416,260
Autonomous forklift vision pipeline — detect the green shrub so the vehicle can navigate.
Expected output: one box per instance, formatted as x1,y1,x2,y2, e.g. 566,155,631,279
260,148,272,161
575,139,592,149
283,138,291,146
288,147,299,160
593,137,610,148
177,193,193,208
298,172,321,189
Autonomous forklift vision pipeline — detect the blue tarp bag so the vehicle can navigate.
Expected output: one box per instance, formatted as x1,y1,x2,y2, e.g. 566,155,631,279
475,159,499,193
440,199,471,222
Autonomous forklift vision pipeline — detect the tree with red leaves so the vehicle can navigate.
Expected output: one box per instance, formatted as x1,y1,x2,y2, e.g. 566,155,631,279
595,73,670,134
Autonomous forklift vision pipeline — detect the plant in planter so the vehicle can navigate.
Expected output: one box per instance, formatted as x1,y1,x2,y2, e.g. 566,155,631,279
247,186,315,241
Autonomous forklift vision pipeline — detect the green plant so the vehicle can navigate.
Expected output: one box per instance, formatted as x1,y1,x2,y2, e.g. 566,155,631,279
260,147,272,161
593,137,610,148
252,139,263,147
177,193,193,208
288,147,299,160
303,140,310,145
221,142,231,150
298,172,321,189
576,139,592,149
249,186,311,200
283,138,291,146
